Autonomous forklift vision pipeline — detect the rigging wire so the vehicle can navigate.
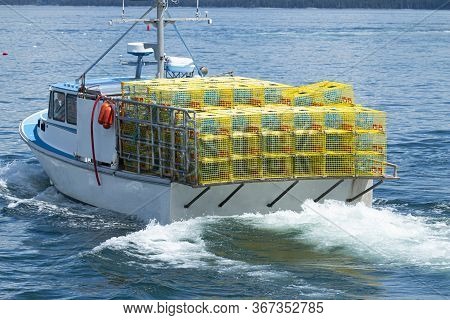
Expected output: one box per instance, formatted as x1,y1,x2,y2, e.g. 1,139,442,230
338,0,450,78
0,0,112,76
166,10,203,77
78,4,156,85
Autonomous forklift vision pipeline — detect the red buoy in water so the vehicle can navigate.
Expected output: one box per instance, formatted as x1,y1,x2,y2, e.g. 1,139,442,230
2,52,8,56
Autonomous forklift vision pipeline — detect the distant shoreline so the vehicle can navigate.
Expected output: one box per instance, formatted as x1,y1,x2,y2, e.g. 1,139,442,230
3,0,450,10
2,5,450,10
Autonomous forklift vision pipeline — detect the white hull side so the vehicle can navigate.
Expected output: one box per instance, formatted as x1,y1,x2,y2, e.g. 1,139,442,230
32,148,172,223
30,145,372,223
170,179,372,221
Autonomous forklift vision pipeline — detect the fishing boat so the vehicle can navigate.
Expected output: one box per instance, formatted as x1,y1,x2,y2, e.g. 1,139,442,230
19,0,398,224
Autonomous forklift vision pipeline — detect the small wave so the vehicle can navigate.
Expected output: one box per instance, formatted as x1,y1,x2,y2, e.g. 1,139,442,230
92,218,235,269
3,185,138,231
0,160,89,217
239,200,450,268
5,186,92,218
0,160,49,197
92,200,449,271
90,217,345,298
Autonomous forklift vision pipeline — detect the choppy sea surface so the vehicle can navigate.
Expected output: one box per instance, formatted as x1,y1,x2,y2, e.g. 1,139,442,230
0,6,449,299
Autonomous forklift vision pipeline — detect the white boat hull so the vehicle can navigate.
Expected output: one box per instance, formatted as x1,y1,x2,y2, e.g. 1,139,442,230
33,148,172,222
21,111,373,224
31,145,372,223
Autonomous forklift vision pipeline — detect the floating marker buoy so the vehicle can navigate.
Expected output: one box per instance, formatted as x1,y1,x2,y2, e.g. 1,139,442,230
2,52,8,56
146,24,150,31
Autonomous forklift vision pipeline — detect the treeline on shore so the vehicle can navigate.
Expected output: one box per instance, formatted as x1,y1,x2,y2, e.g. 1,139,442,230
5,0,450,10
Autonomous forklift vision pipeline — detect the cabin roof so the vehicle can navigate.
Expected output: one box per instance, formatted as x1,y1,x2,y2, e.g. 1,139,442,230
51,77,152,96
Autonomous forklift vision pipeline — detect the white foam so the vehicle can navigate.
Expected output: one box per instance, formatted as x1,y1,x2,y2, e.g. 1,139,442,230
0,161,96,216
4,186,99,224
91,217,340,298
92,200,449,271
0,160,47,194
0,178,6,189
92,218,236,269
239,200,450,268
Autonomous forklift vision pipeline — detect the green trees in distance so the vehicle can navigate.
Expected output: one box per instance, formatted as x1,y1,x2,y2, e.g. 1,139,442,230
4,0,450,9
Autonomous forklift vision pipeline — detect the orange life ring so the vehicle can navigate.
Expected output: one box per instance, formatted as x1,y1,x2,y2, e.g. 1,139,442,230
98,101,114,129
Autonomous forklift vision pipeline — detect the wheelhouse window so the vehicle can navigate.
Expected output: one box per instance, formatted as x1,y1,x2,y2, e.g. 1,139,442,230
53,91,66,122
48,91,54,119
66,94,77,125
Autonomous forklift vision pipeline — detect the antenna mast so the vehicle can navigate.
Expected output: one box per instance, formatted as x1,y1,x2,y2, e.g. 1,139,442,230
77,0,211,84
156,0,166,78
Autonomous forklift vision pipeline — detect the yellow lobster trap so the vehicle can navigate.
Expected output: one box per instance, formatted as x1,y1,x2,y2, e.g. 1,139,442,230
214,109,261,134
262,131,293,154
356,152,387,177
262,154,293,179
325,153,355,177
197,157,230,185
307,81,355,106
231,132,261,156
293,154,324,178
295,132,325,153
231,155,263,181
292,107,324,131
356,132,387,154
354,106,386,132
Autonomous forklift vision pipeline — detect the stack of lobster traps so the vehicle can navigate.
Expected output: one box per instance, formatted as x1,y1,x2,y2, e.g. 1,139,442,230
118,77,387,186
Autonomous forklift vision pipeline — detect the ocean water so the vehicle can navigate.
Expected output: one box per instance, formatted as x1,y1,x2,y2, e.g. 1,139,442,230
0,6,449,299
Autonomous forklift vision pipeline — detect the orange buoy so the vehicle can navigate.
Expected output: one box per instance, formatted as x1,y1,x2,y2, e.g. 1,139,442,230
98,101,114,129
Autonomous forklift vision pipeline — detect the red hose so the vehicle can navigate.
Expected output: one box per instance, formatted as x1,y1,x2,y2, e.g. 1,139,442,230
90,96,103,186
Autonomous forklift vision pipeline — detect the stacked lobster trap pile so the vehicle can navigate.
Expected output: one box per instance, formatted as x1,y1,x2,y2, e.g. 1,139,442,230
118,77,387,186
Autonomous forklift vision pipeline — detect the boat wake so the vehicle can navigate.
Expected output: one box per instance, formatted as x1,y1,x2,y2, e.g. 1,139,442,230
0,160,65,211
93,200,450,271
2,161,449,271
92,218,232,269
0,160,133,228
240,200,450,269
0,159,48,198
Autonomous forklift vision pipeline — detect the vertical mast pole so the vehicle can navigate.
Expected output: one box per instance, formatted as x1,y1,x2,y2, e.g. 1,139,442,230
156,0,166,78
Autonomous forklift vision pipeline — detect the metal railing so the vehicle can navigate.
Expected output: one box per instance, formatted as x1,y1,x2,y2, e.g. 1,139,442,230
384,162,399,179
115,98,198,184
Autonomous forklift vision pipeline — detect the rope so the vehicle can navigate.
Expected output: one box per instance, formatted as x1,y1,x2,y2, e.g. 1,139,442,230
90,96,103,186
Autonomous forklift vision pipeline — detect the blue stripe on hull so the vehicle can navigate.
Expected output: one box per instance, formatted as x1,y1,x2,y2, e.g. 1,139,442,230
22,122,74,160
